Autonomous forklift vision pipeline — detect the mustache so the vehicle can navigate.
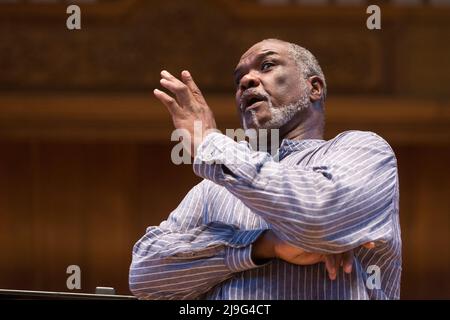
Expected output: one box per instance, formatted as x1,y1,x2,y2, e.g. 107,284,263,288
239,89,270,111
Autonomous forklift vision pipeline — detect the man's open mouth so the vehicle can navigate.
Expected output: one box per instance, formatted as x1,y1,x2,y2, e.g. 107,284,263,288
241,93,267,111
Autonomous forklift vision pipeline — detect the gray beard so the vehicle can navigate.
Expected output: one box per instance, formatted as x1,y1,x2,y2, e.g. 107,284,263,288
243,93,310,130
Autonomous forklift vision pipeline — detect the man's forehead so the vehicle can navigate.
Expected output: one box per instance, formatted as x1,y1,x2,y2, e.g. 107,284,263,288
238,40,290,65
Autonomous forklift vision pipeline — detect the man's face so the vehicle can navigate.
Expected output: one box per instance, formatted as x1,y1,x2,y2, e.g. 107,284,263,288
234,40,309,131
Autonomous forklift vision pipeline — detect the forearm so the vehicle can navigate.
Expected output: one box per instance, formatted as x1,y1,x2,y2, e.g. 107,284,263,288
194,132,397,254
129,224,266,299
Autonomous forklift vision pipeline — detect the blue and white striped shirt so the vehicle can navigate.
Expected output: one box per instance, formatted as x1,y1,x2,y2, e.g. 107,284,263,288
129,130,402,300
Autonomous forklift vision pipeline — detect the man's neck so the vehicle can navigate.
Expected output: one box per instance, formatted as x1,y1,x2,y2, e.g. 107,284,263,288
279,108,324,142
256,108,324,154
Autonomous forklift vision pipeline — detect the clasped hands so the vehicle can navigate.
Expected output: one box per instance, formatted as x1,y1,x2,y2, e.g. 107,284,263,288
252,229,374,280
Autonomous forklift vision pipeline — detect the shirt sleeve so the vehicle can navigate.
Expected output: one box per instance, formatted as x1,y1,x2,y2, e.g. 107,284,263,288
193,131,398,254
129,181,267,300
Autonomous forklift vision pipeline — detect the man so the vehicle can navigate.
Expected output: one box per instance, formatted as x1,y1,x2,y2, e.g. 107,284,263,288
129,39,402,300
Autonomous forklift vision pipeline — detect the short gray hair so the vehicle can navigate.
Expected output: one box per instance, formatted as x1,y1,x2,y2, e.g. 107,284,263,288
286,42,327,103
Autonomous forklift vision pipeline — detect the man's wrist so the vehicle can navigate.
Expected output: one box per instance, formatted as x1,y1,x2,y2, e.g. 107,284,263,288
251,230,276,263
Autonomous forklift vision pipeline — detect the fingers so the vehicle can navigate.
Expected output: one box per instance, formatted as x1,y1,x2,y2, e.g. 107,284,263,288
324,255,336,280
161,70,184,85
160,70,192,106
181,71,206,103
363,242,375,249
153,88,180,115
342,251,353,274
181,71,200,94
335,253,342,269
325,246,369,280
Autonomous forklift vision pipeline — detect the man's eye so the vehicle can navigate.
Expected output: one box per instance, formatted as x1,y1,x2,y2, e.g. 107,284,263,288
261,62,274,71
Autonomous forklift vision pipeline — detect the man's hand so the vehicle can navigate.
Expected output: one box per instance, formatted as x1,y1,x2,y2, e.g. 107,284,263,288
252,230,375,280
154,70,217,157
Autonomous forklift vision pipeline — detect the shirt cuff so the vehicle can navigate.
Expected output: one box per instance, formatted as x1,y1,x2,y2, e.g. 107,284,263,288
225,229,268,272
193,132,271,186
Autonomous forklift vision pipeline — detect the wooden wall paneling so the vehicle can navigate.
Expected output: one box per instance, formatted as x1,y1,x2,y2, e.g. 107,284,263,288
1,1,448,95
395,25,450,98
397,146,450,299
79,143,140,294
0,143,34,290
135,143,202,234
30,143,88,292
408,147,450,298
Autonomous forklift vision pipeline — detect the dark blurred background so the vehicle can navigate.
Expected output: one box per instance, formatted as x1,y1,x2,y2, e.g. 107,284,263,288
0,0,449,299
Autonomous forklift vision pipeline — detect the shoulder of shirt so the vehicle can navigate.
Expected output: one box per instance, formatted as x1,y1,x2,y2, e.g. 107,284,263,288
329,130,397,157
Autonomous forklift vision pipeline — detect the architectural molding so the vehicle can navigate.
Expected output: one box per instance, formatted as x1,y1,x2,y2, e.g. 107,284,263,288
0,94,448,144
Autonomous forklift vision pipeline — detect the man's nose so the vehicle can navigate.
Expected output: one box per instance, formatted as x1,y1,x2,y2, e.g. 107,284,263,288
239,72,260,91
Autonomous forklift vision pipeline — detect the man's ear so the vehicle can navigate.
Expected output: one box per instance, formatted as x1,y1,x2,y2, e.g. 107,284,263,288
308,76,324,103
